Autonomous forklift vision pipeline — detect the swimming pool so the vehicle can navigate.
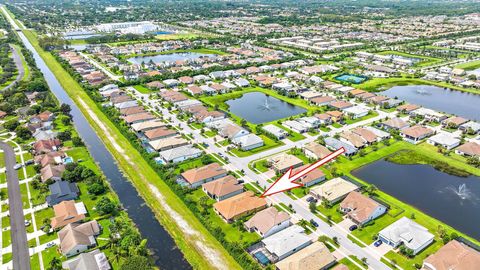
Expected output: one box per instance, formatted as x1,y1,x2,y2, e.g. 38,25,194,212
63,157,74,164
335,74,368,84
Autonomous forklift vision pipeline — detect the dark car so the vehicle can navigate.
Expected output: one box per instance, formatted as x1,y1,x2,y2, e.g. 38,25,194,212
374,240,383,247
310,219,319,227
306,196,314,203
349,225,358,231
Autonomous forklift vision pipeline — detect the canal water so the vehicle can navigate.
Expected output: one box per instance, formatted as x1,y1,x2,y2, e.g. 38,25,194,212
18,32,190,269
225,91,307,124
381,85,480,121
352,159,480,240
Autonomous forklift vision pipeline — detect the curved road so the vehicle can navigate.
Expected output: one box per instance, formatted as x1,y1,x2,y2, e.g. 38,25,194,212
1,141,30,270
2,44,25,91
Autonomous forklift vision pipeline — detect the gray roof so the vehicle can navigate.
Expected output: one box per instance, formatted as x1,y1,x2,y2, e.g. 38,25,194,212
324,137,357,155
62,249,111,270
262,124,288,137
379,217,434,251
159,145,202,161
232,134,264,147
46,181,79,206
262,225,312,258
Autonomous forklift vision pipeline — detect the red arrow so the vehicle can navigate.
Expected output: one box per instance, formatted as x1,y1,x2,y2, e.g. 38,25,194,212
261,147,345,197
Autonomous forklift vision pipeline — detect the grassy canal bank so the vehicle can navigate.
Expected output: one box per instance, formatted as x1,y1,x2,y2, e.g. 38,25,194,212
22,29,241,270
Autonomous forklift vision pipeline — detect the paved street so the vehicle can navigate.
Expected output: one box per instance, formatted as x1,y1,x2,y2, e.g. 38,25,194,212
0,142,30,270
1,44,25,91
127,87,397,269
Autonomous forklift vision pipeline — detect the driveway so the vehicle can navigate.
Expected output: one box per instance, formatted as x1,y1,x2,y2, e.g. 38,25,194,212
0,142,30,270
338,218,356,233
368,240,393,259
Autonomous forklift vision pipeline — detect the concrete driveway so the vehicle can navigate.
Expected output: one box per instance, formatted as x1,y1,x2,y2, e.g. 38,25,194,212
338,218,356,232
368,240,393,259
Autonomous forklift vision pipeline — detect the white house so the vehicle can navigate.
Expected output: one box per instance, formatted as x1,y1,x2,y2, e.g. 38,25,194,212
283,120,308,133
343,105,370,119
261,225,312,262
232,134,264,151
378,217,434,255
159,145,202,163
262,124,288,140
427,133,461,150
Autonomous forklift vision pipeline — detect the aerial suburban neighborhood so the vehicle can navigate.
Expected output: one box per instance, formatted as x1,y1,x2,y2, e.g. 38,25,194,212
0,0,479,270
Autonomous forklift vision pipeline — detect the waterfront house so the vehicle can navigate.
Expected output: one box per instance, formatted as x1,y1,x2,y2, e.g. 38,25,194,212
401,125,434,144
339,191,387,225
378,217,434,255
159,145,202,163
324,137,358,156
213,191,267,223
283,120,308,134
46,181,79,206
423,240,480,270
455,141,480,157
244,207,290,238
51,200,87,229
379,117,409,131
58,220,100,257
427,133,461,149
180,163,227,189
303,141,332,160
62,249,110,270
41,164,66,183
309,178,359,203
148,136,189,152
202,175,244,201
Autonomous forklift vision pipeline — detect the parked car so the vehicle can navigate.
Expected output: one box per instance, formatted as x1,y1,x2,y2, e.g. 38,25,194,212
349,225,358,231
310,219,319,227
374,240,383,247
25,159,34,165
13,164,22,170
306,196,315,203
46,242,56,248
24,220,30,226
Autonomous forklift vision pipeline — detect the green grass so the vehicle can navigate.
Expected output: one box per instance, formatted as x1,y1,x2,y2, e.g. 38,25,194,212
2,216,9,227
30,253,40,270
376,50,443,67
23,28,241,270
384,239,443,270
155,33,203,40
41,245,64,269
252,159,270,173
65,147,100,174
39,232,57,245
19,183,30,208
230,135,283,157
336,257,362,270
455,60,480,70
344,111,379,125
133,85,153,94
2,252,12,263
316,203,344,223
2,229,11,248
11,44,29,81
272,123,305,142
34,207,54,230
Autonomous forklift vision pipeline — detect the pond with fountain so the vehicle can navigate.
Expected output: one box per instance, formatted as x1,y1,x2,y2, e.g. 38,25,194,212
352,158,480,240
225,91,307,124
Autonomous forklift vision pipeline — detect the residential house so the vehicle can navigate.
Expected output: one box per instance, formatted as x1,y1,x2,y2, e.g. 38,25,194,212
159,145,202,163
397,104,420,114
380,118,409,131
292,165,326,187
283,120,308,134
41,164,66,182
262,124,288,140
186,85,203,95
459,121,480,134
340,131,367,148
202,175,244,201
123,112,155,125
339,191,387,225
180,163,227,189
423,240,480,270
455,141,480,157
343,106,369,119
62,249,111,270
34,151,65,167
352,127,379,144
310,96,335,106
244,207,290,238
297,117,321,129
232,134,264,151
276,242,336,270
427,133,461,149
58,220,100,257
218,124,249,140
261,225,312,262
144,127,177,141
324,137,358,156
303,141,331,160
363,126,391,140
326,111,343,122
33,139,62,154
442,116,469,128
131,120,166,133
401,125,434,144
267,153,304,174
309,178,359,203
193,110,225,123
46,181,79,206
51,200,87,229
148,136,189,152
213,191,267,223
378,217,434,255
329,101,353,110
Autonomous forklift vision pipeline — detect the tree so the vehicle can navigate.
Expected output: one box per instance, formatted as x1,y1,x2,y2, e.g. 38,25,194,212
120,255,152,270
309,201,316,213
366,185,377,196
59,103,71,116
47,257,62,270
72,137,84,147
57,130,72,141
15,126,32,140
3,120,19,131
95,197,117,215
87,183,106,195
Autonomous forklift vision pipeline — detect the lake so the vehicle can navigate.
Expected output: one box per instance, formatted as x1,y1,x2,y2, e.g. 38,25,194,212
352,159,480,240
381,85,480,121
225,92,307,124
127,52,215,65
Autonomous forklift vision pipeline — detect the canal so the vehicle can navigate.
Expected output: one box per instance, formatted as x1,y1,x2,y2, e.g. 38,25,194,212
17,32,190,269
352,159,480,240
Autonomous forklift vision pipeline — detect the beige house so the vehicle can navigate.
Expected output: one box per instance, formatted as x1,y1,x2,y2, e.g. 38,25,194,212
244,207,290,238
202,175,244,201
276,242,336,270
213,191,267,223
180,163,227,189
58,221,100,257
302,142,331,160
267,153,303,174
310,178,359,203
339,191,387,225
423,240,480,270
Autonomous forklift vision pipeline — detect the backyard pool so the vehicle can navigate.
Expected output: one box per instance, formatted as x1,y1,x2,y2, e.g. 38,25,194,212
335,74,368,84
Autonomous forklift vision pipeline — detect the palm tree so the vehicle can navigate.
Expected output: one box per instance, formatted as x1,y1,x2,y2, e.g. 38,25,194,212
48,257,61,270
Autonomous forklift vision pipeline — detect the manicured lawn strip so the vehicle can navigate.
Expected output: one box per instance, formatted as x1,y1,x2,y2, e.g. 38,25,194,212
132,85,153,94
2,229,11,248
337,257,362,270
2,252,12,263
20,182,30,208
39,232,57,245
65,147,100,174
356,76,480,95
384,239,443,270
23,29,241,270
344,111,379,125
230,135,283,157
41,246,64,269
33,207,54,230
315,202,344,223
454,60,480,70
29,253,40,270
2,216,9,227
